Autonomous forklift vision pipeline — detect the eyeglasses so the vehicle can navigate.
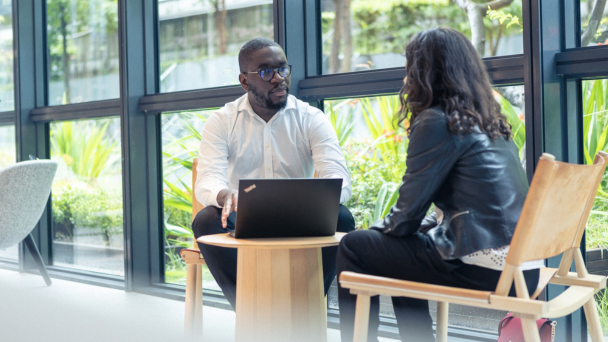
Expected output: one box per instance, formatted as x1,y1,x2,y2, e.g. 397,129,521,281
243,65,292,82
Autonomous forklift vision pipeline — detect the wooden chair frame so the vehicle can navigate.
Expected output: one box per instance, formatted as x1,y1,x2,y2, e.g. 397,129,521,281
180,158,206,336
340,152,608,342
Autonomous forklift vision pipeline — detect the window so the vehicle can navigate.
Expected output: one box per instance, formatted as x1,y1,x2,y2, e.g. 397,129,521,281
161,109,220,291
320,0,523,74
0,1,14,111
158,0,274,92
46,0,120,105
50,117,124,276
0,124,17,260
580,0,608,47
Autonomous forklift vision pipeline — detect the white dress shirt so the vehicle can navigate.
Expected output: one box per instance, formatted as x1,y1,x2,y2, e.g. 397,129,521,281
195,94,352,208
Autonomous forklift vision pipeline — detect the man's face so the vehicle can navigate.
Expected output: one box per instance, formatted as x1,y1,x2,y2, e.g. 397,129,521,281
239,46,291,111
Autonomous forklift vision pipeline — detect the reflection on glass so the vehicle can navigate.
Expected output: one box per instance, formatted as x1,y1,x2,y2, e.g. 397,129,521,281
0,1,14,111
0,124,17,260
321,0,523,74
580,0,608,47
46,0,119,105
581,79,608,335
161,110,220,291
323,87,525,330
50,118,124,276
158,0,273,92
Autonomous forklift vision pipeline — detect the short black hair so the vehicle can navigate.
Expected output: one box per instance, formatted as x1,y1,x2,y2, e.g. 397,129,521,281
238,37,282,73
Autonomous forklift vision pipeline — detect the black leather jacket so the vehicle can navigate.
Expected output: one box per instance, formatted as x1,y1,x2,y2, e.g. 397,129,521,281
371,107,529,260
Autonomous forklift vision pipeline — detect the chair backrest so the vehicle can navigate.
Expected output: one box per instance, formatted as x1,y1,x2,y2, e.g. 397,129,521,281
495,152,607,297
191,158,204,222
507,152,607,265
191,158,204,250
0,160,58,249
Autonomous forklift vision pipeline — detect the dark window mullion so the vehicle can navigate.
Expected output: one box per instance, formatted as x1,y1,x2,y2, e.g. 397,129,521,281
30,99,121,123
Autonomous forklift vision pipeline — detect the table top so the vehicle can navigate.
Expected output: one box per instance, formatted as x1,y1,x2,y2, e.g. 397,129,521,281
198,232,346,249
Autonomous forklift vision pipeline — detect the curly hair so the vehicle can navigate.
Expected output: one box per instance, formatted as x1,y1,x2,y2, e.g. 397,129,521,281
397,28,512,140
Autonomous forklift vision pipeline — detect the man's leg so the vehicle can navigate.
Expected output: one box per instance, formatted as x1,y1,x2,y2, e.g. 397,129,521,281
191,206,237,310
321,204,355,295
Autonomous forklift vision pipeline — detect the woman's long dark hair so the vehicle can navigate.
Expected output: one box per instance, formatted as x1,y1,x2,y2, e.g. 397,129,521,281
398,28,512,139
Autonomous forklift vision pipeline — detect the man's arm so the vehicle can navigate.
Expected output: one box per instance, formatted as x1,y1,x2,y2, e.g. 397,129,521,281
308,110,352,204
195,113,230,208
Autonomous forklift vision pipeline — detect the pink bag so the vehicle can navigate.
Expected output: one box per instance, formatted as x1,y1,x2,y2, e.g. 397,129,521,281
497,312,556,342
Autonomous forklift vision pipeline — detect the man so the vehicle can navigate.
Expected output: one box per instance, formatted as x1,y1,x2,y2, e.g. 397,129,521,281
192,37,355,309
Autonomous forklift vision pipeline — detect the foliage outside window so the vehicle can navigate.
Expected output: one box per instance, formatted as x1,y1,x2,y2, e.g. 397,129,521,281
321,0,523,74
46,0,119,105
161,110,221,291
50,118,124,276
158,0,273,92
0,124,17,260
580,0,608,47
0,1,14,111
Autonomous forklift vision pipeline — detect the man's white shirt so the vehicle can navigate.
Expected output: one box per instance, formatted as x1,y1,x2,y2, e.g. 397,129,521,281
195,94,352,207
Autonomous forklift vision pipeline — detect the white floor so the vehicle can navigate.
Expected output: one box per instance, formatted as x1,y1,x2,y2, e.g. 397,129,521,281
0,268,397,342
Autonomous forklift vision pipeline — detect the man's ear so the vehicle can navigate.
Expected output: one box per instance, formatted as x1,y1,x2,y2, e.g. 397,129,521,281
239,73,249,92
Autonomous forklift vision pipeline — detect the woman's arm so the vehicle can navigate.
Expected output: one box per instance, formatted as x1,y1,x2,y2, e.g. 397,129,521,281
371,110,460,237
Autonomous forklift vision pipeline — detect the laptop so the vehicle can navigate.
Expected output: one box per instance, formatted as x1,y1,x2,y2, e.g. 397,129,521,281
230,178,342,239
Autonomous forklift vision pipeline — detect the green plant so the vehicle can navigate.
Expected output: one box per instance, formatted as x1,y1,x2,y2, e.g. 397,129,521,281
595,289,608,334
52,180,123,247
359,96,407,162
327,101,355,147
50,120,119,179
495,92,526,157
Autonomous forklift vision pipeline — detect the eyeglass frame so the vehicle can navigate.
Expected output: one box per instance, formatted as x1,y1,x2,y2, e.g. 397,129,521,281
242,65,292,82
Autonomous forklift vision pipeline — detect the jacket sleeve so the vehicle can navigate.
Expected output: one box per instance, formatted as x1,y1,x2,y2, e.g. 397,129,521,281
370,110,459,237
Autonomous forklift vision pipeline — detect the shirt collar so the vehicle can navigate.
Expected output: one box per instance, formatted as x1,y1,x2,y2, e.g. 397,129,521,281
238,93,296,118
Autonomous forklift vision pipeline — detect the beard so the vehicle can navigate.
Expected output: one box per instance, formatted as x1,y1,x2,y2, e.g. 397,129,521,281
249,84,290,110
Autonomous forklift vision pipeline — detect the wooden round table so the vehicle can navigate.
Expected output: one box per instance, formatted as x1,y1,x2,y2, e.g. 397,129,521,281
198,232,346,342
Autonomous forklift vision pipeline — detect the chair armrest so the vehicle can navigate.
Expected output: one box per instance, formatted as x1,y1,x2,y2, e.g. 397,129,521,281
549,270,606,291
180,248,206,264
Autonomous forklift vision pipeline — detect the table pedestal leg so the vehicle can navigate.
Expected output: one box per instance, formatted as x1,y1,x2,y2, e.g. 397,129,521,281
235,247,327,342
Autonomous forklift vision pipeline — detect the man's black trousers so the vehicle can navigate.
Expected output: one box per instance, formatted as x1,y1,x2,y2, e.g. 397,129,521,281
192,204,355,310
337,229,540,342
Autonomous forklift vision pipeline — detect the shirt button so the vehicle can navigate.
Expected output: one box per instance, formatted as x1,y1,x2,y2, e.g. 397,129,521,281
267,167,271,171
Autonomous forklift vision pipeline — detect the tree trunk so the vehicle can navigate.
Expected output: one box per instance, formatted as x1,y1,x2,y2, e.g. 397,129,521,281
213,0,227,55
329,0,343,74
59,4,71,104
582,0,608,46
454,0,515,58
340,0,352,73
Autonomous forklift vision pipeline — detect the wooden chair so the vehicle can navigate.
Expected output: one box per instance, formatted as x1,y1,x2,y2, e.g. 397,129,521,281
180,158,206,336
340,152,608,342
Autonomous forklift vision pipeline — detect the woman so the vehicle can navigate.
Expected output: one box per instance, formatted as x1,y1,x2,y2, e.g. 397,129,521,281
336,28,542,342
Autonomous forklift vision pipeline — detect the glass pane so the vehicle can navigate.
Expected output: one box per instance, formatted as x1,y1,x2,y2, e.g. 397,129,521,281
0,124,17,260
0,1,14,111
46,0,120,105
161,109,220,291
158,0,273,92
321,0,523,74
324,86,525,331
582,79,608,335
50,117,124,276
580,0,608,47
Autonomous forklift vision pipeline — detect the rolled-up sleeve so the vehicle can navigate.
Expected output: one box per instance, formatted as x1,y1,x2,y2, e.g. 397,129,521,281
195,113,229,208
309,111,352,203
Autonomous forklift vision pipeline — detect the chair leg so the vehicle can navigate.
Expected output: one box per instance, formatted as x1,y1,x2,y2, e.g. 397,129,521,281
353,292,371,342
193,264,203,335
584,296,603,342
435,302,449,342
184,263,197,337
23,234,51,286
520,317,541,342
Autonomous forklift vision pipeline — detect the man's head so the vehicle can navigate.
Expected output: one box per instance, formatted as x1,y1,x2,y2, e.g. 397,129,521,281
238,38,291,113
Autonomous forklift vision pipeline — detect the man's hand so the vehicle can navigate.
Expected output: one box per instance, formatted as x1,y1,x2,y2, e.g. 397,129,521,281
217,189,238,229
